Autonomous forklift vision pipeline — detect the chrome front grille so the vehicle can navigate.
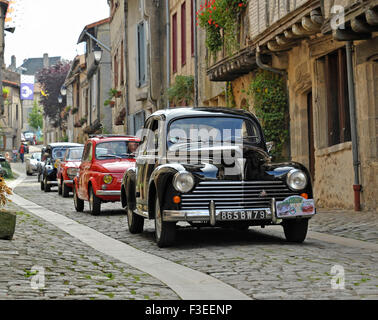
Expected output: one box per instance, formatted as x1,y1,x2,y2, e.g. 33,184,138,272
180,181,299,210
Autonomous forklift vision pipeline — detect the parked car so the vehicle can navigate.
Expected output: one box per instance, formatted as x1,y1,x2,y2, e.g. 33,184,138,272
122,107,316,247
24,132,35,145
73,135,139,215
41,143,82,192
25,152,41,176
57,146,84,197
37,147,46,182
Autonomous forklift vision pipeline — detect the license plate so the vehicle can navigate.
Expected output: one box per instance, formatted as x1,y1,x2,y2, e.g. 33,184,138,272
217,209,270,221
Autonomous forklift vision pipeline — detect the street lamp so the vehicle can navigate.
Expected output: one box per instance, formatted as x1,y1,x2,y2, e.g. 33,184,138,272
93,44,102,64
60,86,67,96
58,95,63,104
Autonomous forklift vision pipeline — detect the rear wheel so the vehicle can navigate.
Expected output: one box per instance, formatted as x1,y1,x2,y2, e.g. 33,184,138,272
154,196,176,248
73,184,84,212
44,177,50,192
127,205,144,234
282,219,309,243
89,186,101,216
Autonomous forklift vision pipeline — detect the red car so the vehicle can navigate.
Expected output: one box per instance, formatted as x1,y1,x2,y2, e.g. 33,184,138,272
73,135,139,215
57,146,84,197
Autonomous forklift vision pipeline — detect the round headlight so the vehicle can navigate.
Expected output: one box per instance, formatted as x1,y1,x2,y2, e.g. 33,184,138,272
287,169,308,191
173,171,195,193
103,175,113,184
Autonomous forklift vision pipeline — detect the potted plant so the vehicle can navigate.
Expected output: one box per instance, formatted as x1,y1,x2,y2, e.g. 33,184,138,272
109,88,122,98
0,177,15,240
80,117,87,125
2,88,9,99
104,99,115,107
71,107,78,114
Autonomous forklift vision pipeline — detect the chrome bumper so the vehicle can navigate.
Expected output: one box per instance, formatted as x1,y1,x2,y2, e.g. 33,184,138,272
96,190,121,196
163,206,273,226
47,181,58,185
63,180,73,185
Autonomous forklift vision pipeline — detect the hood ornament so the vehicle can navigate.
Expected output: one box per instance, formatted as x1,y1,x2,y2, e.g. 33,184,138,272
259,190,268,197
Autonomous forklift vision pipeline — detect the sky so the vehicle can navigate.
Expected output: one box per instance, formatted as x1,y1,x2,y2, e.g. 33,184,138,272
4,0,110,67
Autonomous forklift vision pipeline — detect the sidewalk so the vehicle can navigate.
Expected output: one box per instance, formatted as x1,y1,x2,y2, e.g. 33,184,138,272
0,201,178,300
309,209,378,244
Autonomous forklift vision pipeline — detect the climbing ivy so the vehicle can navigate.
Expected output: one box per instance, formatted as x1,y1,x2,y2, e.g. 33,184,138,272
248,70,289,160
225,81,236,108
167,75,194,106
197,0,247,56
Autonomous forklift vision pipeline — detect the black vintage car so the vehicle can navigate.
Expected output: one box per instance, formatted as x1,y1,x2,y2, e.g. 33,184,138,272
121,107,316,247
40,142,82,192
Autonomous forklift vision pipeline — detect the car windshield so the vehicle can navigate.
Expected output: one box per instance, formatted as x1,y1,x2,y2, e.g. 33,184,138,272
167,116,261,149
95,141,139,159
32,153,41,161
66,147,83,160
52,148,68,159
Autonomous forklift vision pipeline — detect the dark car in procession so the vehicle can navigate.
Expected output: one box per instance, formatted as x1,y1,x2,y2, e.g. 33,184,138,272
40,142,83,192
122,107,316,247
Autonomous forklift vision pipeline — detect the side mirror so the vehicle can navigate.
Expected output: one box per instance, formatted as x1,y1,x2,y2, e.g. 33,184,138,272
266,141,274,154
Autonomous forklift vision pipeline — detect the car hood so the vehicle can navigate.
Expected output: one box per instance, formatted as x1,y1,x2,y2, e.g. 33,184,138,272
66,161,81,168
94,159,136,173
166,144,303,181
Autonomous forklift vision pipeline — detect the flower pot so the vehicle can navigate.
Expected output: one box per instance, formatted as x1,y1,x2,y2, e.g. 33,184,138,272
0,210,16,240
115,91,122,98
109,101,115,107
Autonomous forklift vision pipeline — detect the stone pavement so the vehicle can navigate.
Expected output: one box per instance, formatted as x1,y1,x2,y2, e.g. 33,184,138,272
0,198,178,300
2,161,378,300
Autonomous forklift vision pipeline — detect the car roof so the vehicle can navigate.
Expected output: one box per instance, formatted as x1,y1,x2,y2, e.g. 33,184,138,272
48,143,83,148
147,107,259,122
88,135,140,143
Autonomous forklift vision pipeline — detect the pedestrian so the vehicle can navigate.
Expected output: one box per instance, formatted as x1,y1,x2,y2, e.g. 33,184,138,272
33,134,36,145
19,143,25,163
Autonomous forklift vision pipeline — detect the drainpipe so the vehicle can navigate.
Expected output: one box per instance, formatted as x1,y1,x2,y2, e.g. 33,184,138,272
345,41,361,211
166,0,170,108
124,0,130,134
256,45,286,76
193,0,199,107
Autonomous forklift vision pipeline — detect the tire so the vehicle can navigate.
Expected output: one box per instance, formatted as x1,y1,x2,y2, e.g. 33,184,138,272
73,184,84,212
282,218,309,243
40,178,44,191
58,180,62,195
62,182,70,198
127,205,144,234
154,196,176,248
37,172,41,182
44,177,50,192
89,186,101,216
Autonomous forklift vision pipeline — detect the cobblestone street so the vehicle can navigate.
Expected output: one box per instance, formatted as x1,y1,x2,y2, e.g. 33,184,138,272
1,162,377,300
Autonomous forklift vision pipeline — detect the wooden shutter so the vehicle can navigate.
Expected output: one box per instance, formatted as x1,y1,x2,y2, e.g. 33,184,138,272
181,2,186,66
137,22,146,86
191,0,194,57
172,13,177,73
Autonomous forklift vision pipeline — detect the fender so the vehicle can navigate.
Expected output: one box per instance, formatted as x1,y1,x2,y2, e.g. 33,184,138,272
123,167,136,210
88,176,99,200
147,164,185,217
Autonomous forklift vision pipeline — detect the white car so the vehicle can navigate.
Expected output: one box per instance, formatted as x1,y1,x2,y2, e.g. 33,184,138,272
26,152,41,176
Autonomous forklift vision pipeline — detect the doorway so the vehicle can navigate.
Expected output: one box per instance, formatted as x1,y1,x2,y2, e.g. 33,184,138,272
307,91,315,181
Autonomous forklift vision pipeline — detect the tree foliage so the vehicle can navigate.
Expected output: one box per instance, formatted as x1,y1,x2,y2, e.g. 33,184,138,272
167,75,194,106
28,100,44,130
36,62,71,128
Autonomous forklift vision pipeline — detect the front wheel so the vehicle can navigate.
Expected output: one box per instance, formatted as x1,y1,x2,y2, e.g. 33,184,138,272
73,184,84,212
62,182,70,198
127,206,144,234
58,180,62,195
154,196,176,248
40,178,44,191
282,218,309,243
89,186,101,216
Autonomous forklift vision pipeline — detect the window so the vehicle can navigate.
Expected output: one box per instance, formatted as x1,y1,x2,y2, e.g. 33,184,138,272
322,48,351,147
172,13,177,73
137,21,147,87
120,41,124,85
181,2,186,66
113,50,119,88
82,143,93,162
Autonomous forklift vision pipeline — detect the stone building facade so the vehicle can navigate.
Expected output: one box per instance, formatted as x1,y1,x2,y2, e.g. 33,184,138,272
204,0,377,211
